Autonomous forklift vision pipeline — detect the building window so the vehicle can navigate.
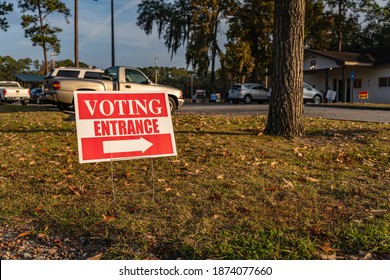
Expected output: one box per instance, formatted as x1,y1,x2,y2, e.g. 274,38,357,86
354,79,362,88
379,77,390,87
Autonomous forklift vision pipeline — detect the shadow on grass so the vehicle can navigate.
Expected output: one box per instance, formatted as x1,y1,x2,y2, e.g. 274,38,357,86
306,128,382,144
176,129,260,136
0,104,57,113
0,128,75,133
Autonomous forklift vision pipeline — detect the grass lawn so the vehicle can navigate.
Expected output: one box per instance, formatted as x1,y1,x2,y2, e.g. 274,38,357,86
0,105,389,259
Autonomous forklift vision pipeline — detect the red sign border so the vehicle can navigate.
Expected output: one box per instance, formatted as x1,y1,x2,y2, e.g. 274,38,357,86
74,91,177,163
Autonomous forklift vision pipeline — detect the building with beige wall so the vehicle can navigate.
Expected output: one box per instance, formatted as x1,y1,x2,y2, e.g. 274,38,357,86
304,47,390,104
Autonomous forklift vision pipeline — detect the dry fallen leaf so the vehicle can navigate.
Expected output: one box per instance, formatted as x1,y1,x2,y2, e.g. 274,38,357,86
102,215,115,222
294,147,304,157
320,242,339,254
68,186,80,196
17,231,32,238
282,178,294,189
91,214,116,227
87,253,103,260
37,233,48,240
306,176,320,183
266,186,279,192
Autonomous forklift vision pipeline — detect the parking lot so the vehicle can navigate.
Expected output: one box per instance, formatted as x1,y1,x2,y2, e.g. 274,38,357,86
178,103,390,123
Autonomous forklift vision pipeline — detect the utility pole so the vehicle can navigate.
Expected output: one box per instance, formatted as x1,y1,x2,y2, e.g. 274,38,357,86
52,52,57,68
74,0,79,67
111,0,115,66
155,56,158,84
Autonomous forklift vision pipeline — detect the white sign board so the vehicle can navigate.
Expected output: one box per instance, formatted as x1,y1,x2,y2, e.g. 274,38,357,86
74,91,177,163
326,90,337,100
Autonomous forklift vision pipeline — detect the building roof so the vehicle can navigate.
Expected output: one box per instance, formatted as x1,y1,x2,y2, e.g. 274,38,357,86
305,46,390,66
14,74,45,83
305,49,374,66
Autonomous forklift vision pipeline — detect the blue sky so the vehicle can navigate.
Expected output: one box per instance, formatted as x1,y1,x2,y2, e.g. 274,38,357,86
0,0,188,69
1,0,387,70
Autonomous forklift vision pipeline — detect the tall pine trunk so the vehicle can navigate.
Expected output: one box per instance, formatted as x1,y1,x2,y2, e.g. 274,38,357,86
264,0,305,138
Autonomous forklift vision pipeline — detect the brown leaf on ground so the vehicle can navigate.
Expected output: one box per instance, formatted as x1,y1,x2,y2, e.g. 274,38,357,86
90,215,116,228
87,253,103,260
68,186,80,196
102,215,115,222
320,242,339,254
17,231,32,238
306,176,320,183
37,233,48,240
266,186,279,192
282,178,294,189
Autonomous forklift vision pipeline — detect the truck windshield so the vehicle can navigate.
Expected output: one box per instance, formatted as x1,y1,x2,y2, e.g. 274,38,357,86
105,67,119,81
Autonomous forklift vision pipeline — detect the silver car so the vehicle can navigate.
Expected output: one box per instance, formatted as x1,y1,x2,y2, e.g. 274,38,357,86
303,83,323,104
267,82,323,104
228,83,270,104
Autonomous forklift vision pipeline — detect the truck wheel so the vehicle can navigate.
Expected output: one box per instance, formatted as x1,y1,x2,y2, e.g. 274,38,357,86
168,96,176,115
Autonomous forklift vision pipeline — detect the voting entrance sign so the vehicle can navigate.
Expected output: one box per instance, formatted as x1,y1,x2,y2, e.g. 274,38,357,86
74,91,177,163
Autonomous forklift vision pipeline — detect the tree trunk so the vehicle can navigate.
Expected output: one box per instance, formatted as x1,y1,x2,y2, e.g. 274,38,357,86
337,1,343,52
37,5,48,74
264,0,305,138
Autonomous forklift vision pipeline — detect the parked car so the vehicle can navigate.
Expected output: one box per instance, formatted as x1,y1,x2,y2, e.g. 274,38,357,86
29,88,47,104
0,81,30,105
303,83,323,104
228,83,270,104
268,82,323,104
44,66,185,114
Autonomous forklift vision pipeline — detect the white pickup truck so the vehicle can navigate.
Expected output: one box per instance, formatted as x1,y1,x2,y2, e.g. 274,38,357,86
44,66,185,114
0,81,30,105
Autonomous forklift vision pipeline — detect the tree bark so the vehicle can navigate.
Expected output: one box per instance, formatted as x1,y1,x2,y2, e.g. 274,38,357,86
264,0,305,138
